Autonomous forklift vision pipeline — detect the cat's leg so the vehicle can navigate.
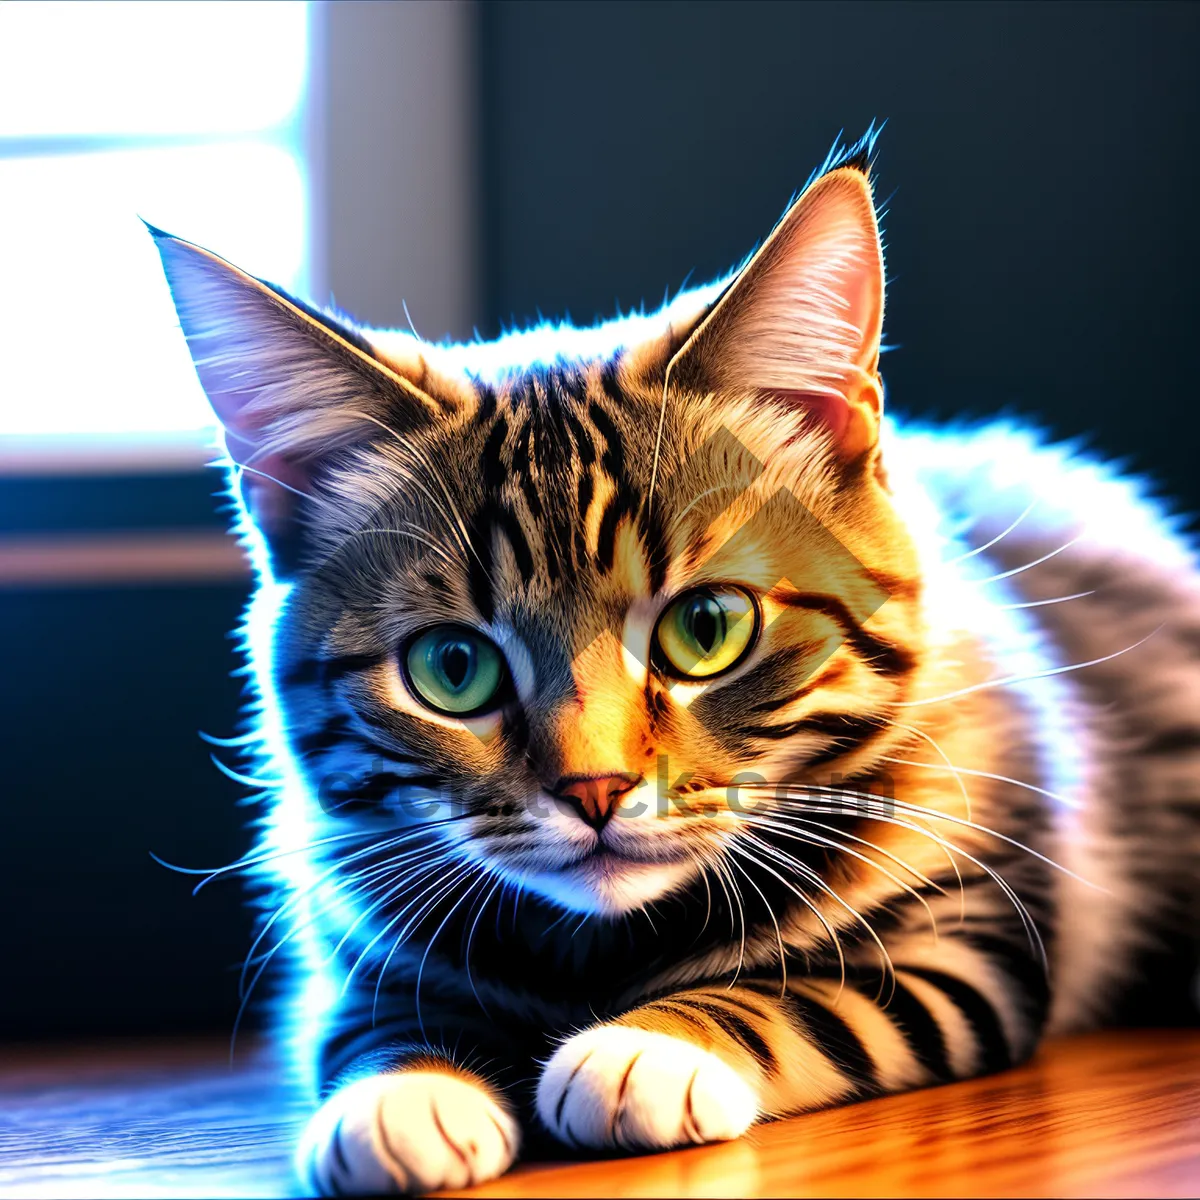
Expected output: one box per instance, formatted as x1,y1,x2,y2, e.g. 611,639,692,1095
298,1053,520,1196
536,931,1048,1151
297,998,527,1196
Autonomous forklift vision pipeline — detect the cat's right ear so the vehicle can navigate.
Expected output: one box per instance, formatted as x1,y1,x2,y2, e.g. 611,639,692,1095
665,164,885,464
149,225,446,576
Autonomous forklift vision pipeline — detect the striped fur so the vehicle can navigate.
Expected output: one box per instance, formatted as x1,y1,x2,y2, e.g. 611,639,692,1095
153,135,1200,1194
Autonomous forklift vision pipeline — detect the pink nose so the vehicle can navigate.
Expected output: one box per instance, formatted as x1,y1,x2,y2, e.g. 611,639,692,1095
553,773,641,829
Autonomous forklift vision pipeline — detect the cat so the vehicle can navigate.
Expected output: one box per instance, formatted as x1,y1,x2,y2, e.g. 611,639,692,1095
152,133,1200,1194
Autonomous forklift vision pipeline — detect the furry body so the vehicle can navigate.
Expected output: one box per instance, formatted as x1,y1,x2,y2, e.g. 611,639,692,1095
152,145,1200,1193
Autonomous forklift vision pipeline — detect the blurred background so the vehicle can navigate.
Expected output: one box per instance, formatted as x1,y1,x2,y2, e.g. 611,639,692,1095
2,0,1198,1042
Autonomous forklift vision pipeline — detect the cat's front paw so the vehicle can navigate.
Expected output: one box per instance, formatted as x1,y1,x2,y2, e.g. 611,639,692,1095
297,1069,520,1195
537,1024,758,1152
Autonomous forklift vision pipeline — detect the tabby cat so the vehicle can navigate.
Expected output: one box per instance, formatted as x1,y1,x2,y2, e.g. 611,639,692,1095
153,136,1200,1194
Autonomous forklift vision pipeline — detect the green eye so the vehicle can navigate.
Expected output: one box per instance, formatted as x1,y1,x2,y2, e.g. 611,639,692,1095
404,625,507,716
654,587,758,679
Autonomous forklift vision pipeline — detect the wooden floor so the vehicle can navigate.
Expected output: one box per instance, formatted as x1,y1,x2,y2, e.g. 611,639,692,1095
0,1031,1197,1198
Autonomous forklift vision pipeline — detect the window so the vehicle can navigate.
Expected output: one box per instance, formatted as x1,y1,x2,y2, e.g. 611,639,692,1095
0,2,312,448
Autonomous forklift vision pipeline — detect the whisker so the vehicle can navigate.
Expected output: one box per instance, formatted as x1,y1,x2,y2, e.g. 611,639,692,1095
997,590,1095,610
347,408,487,574
754,832,892,1002
885,720,973,821
401,298,422,342
208,752,284,790
969,529,1085,585
885,795,1099,891
322,848,451,967
198,729,261,749
415,868,491,1039
730,780,966,909
693,850,718,942
374,862,478,1024
646,364,673,515
775,794,1047,966
727,836,855,998
236,460,323,507
464,872,507,1016
343,856,467,997
945,499,1038,565
743,812,942,940
768,778,1087,889
726,854,789,997
350,526,458,568
242,836,433,992
880,753,1084,816
241,849,451,1008
704,849,739,942
666,483,741,537
152,827,392,891
240,875,386,1012
711,852,747,980
896,624,1163,708
225,856,419,1064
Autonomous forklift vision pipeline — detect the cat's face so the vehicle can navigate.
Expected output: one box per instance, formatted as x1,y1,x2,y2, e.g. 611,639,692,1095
154,161,925,917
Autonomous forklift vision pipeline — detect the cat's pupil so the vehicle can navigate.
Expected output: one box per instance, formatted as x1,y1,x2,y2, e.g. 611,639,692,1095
439,641,474,691
689,596,724,656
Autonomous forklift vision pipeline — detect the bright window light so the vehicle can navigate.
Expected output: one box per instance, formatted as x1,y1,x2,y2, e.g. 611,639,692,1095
0,2,307,139
0,1,310,447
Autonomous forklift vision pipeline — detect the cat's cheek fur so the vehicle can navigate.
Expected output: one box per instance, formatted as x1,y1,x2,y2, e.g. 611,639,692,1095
537,1026,760,1150
298,1070,520,1196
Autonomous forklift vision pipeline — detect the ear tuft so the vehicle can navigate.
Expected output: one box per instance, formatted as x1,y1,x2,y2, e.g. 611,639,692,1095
809,122,884,185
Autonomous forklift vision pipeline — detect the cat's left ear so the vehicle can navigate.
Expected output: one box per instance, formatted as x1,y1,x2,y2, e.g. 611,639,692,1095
668,165,885,462
150,226,449,575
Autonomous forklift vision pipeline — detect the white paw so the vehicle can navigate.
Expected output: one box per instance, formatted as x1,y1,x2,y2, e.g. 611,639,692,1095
297,1070,520,1195
537,1024,758,1151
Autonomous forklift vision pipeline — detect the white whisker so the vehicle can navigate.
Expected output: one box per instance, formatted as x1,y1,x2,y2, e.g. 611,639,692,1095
743,812,942,940
342,857,465,996
370,860,478,1019
779,796,1047,967
464,872,507,1015
415,867,490,1039
969,530,1085,585
886,720,973,822
896,624,1163,708
348,408,486,573
351,526,458,567
880,754,1082,814
726,854,789,996
945,499,1038,565
731,835,873,999
769,778,1088,888
997,590,1095,610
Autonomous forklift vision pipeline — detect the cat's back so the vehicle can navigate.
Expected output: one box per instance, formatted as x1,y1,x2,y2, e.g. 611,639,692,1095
892,415,1200,1029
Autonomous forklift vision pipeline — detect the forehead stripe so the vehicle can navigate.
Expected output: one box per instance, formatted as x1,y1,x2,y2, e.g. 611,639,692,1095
564,409,597,466
596,487,640,574
495,506,536,583
587,400,626,482
481,415,509,490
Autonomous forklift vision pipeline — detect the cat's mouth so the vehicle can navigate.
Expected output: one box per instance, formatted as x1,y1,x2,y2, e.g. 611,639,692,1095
570,835,694,869
526,849,698,915
549,844,650,873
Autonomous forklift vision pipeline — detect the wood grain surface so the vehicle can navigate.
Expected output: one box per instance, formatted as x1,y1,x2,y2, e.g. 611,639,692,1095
0,1031,1196,1198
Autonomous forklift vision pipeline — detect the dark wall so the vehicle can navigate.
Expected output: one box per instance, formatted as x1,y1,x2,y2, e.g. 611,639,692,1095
480,0,1200,512
0,476,255,1040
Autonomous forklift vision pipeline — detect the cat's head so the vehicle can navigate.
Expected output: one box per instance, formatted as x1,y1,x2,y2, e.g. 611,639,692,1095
155,147,926,917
